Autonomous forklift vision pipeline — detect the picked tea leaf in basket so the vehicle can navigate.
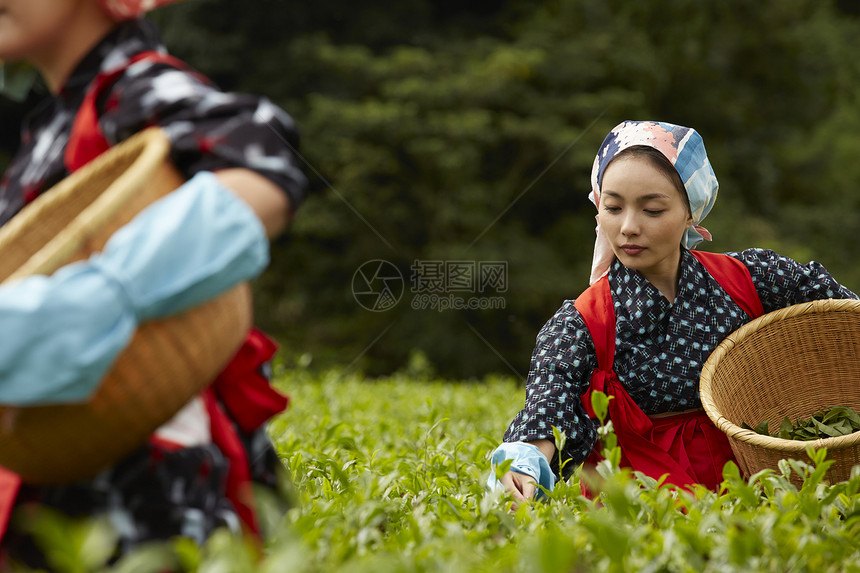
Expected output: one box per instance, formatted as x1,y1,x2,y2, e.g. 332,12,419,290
700,298,860,485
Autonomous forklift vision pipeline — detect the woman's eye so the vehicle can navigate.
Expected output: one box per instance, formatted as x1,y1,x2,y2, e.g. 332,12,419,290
603,206,621,213
645,209,665,216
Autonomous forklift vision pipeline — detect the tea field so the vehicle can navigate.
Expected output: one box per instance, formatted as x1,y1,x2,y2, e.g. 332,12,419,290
13,368,860,572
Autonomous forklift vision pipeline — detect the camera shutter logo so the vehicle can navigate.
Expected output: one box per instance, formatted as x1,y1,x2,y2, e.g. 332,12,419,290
352,260,404,312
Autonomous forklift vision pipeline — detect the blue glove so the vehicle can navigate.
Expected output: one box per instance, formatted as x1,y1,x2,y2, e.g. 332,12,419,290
486,441,556,499
0,171,268,405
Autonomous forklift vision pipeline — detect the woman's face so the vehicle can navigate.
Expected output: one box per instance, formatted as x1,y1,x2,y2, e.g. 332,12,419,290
597,155,693,284
0,0,84,62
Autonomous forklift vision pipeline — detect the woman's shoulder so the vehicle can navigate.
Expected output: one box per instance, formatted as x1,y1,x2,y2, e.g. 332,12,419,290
536,295,605,350
531,299,596,371
536,299,591,340
540,299,583,330
96,38,307,207
99,21,273,126
721,247,858,307
722,247,835,278
722,247,783,266
108,53,222,115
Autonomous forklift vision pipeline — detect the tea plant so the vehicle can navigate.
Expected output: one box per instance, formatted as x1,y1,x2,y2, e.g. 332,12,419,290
8,368,860,572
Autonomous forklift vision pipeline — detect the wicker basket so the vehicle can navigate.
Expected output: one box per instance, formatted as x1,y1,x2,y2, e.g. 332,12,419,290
700,298,860,484
0,128,252,484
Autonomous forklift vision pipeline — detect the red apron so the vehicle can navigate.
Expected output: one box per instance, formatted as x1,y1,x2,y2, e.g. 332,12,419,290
576,251,764,492
0,51,289,540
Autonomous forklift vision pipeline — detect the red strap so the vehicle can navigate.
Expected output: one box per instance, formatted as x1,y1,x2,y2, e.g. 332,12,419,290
690,251,764,319
213,329,288,434
64,51,208,172
575,252,763,489
573,276,615,373
0,468,21,540
574,276,614,420
203,328,288,538
202,389,259,537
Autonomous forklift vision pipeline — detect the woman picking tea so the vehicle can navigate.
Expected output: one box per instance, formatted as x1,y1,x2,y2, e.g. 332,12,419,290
489,120,858,505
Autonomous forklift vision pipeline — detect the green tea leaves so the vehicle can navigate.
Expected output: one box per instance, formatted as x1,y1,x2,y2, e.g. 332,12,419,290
16,371,860,572
744,406,860,441
591,390,612,424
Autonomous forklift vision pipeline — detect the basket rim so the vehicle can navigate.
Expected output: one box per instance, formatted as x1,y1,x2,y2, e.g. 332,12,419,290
700,298,860,453
3,127,171,283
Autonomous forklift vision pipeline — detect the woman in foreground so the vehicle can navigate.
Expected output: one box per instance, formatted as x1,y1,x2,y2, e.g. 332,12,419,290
489,120,858,505
0,0,306,565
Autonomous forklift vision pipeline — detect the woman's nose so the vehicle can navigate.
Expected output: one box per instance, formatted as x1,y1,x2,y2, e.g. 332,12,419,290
620,212,639,236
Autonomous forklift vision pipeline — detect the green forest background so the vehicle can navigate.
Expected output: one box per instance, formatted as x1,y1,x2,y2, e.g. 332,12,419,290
3,0,860,379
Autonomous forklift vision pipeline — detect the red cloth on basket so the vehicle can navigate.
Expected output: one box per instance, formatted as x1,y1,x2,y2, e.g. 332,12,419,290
576,251,763,494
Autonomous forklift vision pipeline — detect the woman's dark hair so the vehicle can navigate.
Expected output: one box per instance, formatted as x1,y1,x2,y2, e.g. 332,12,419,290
604,145,691,214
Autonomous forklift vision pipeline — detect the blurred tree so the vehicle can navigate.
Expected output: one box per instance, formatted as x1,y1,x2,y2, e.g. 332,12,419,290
249,0,860,377
2,0,859,378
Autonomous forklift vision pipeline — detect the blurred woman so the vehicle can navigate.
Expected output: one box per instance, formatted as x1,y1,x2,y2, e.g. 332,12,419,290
0,0,306,564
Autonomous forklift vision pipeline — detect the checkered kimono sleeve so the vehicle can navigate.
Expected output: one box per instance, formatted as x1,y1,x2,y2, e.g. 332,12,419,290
730,249,858,311
503,300,599,472
98,59,307,213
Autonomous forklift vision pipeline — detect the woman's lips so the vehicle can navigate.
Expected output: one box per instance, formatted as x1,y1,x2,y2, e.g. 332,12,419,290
621,245,645,255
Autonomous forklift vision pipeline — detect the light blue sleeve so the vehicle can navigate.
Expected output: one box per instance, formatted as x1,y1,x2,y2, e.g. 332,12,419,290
486,441,556,499
0,171,268,405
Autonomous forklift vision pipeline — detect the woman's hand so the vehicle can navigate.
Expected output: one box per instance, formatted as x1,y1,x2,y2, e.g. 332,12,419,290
498,469,538,510
488,438,556,511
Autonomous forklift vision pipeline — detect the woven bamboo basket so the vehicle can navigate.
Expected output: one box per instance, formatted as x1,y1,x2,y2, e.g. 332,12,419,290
0,127,252,484
700,298,860,485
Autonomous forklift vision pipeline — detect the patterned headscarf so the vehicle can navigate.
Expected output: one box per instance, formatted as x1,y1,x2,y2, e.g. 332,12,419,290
587,120,719,284
97,0,181,20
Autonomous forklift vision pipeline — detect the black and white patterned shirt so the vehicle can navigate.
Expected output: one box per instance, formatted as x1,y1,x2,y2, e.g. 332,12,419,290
503,248,858,468
0,18,307,227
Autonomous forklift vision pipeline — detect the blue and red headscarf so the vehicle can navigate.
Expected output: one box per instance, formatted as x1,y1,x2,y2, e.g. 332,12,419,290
587,120,719,284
